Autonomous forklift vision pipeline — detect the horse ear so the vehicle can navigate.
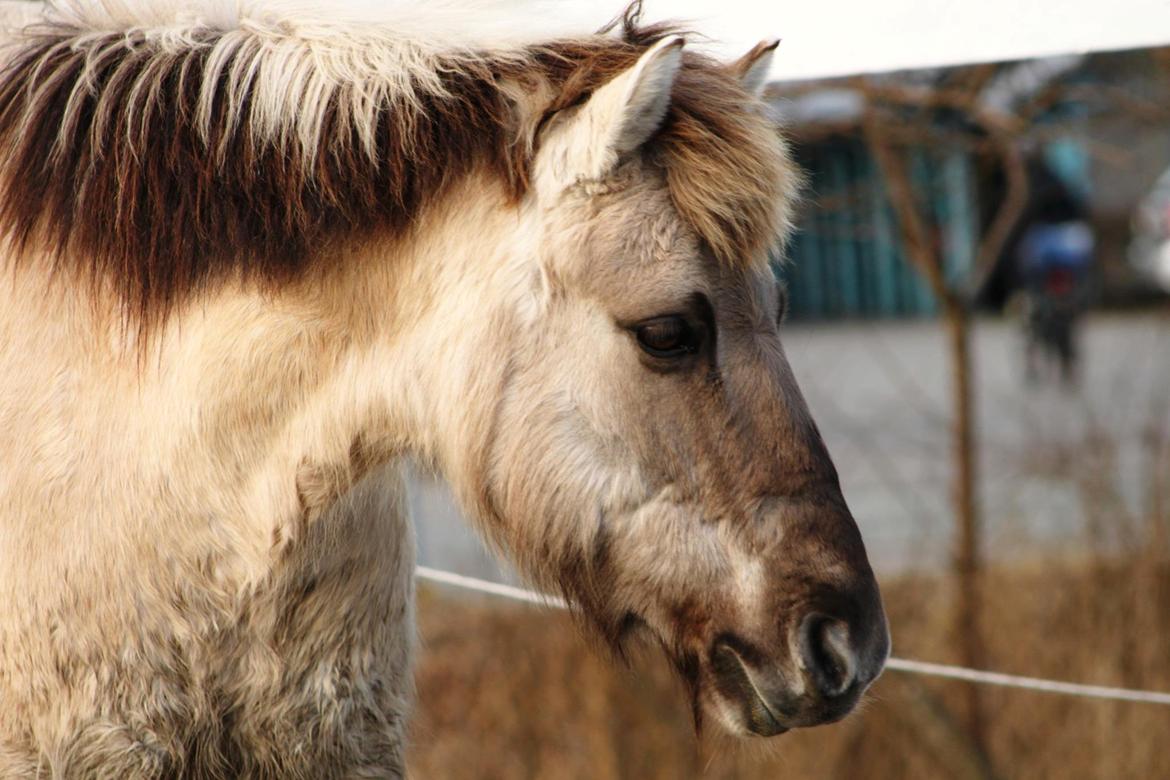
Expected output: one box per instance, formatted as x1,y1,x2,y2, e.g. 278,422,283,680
601,36,685,158
551,36,684,184
731,40,779,97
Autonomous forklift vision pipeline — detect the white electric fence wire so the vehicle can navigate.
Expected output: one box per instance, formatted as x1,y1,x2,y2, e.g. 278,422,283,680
415,565,1170,706
417,565,568,609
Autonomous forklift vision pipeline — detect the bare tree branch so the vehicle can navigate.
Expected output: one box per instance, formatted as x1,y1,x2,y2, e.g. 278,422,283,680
861,104,951,302
970,130,1028,299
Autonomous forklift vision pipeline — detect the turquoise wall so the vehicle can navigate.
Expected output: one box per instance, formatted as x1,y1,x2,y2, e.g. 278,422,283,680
776,138,978,320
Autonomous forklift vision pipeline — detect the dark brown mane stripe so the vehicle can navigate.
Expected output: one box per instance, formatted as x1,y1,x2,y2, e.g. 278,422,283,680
0,27,528,327
0,7,792,330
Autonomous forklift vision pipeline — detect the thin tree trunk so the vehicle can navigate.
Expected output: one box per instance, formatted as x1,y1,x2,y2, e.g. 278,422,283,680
944,297,985,757
865,108,990,766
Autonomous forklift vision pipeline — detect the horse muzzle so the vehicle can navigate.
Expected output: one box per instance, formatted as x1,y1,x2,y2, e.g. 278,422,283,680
709,603,889,736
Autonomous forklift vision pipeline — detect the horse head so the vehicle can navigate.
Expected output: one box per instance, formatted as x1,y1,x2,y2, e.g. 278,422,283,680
451,34,890,736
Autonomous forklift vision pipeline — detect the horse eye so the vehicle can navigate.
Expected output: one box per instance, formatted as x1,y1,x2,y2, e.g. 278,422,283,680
635,316,699,358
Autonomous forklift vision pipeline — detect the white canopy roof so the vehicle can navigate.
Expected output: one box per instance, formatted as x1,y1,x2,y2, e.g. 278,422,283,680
581,0,1170,81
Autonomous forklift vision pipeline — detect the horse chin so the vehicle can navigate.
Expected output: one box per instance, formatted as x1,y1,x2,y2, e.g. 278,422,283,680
707,642,792,737
702,637,867,738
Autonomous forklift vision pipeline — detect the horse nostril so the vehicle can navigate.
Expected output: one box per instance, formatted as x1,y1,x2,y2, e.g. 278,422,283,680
797,614,857,699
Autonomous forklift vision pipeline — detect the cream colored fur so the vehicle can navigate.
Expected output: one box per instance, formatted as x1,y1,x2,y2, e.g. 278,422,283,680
0,27,706,766
0,2,885,776
0,167,541,774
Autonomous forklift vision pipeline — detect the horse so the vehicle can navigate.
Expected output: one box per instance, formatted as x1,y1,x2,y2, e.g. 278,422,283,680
0,1,889,776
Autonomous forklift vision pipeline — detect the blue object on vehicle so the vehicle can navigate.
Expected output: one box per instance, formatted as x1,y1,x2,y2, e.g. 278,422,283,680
1019,221,1094,272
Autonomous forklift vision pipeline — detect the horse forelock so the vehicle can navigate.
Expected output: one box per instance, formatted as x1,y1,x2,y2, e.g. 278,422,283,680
0,0,795,331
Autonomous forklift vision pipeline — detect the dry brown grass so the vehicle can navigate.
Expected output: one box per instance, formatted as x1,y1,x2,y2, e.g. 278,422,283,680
407,556,1170,779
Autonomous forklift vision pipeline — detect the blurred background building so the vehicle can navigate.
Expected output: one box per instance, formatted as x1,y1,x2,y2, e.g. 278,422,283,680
768,46,1170,321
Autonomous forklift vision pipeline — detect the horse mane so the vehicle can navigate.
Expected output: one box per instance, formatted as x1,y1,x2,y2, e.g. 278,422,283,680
0,1,793,329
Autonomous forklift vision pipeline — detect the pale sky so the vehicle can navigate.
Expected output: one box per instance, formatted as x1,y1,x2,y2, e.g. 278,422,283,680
570,0,1170,81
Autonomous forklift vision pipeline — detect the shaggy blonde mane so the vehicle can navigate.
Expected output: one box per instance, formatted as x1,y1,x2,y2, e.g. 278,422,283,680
0,0,793,329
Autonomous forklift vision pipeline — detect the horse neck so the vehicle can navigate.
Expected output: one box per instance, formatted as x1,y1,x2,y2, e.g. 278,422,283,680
0,175,526,586
367,178,533,498
177,174,531,511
